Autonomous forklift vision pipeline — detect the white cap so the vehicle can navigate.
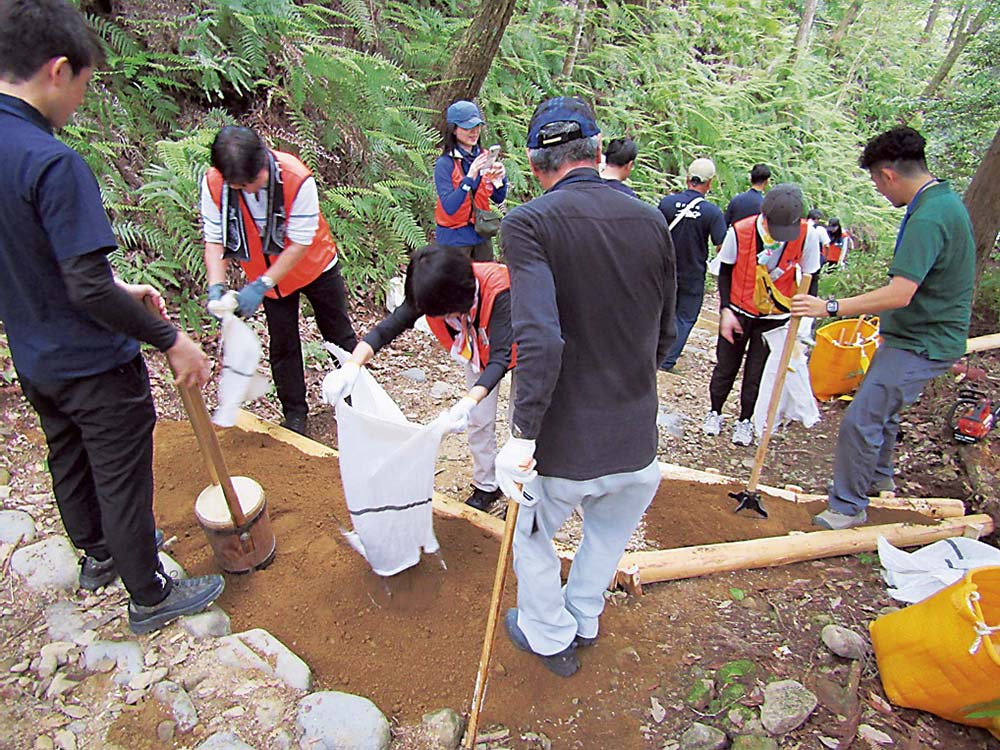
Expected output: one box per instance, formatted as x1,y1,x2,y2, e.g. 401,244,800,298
688,158,717,184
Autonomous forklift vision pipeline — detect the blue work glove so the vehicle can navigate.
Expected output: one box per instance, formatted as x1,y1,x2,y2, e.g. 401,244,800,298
206,283,227,320
235,278,270,318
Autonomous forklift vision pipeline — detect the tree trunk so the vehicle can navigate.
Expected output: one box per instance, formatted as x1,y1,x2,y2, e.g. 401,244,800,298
830,0,864,49
923,4,991,97
794,0,820,61
967,127,1000,297
429,0,519,133
921,0,944,42
561,0,591,79
946,2,969,45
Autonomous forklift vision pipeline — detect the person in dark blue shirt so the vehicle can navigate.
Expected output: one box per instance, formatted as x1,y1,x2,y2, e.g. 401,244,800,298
724,162,771,226
601,137,639,199
433,100,509,260
0,0,223,635
657,158,727,371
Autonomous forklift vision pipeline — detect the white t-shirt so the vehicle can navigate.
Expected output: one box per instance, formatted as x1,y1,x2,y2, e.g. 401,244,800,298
717,217,822,319
200,174,321,248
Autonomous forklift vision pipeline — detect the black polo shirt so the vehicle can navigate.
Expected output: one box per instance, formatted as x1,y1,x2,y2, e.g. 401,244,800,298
724,187,765,226
658,188,726,286
0,93,137,383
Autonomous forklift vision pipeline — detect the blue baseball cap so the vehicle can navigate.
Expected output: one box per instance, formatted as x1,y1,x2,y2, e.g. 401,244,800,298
446,100,485,129
526,96,600,149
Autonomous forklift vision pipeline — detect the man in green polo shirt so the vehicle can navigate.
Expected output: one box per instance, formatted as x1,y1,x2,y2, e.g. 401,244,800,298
791,126,974,529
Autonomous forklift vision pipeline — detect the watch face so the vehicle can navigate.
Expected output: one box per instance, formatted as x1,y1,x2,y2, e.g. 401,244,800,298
827,300,838,315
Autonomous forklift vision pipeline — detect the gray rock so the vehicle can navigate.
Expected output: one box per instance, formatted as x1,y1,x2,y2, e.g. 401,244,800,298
44,602,87,642
401,368,427,383
83,641,144,686
731,736,778,750
821,624,868,660
254,697,285,727
760,680,818,734
156,721,176,743
11,536,79,592
181,605,231,639
297,691,390,750
152,680,199,732
0,509,36,544
195,732,255,750
128,666,168,691
216,628,311,691
270,729,294,750
679,722,728,750
422,708,464,749
38,642,76,679
158,552,187,580
429,381,455,399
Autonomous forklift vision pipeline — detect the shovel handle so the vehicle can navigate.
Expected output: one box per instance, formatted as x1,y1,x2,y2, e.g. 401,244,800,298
747,274,812,493
465,495,520,748
177,382,247,528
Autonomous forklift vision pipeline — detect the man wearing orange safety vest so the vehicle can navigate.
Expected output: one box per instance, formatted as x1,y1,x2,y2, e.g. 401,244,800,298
703,183,822,447
201,126,357,436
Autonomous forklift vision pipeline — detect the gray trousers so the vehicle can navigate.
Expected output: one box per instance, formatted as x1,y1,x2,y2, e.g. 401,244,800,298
464,363,512,492
512,459,661,655
829,346,953,515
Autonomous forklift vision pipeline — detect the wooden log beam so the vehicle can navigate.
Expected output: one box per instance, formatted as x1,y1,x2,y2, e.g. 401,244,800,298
658,462,965,518
966,332,1000,354
615,514,994,588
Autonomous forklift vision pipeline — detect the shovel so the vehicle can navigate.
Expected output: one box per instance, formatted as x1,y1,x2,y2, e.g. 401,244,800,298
730,273,812,518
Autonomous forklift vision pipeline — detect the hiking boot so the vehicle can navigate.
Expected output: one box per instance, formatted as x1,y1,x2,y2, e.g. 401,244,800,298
868,476,896,495
504,609,579,677
465,486,502,512
79,529,166,591
732,419,754,446
813,508,868,530
281,413,308,436
128,574,225,635
573,634,597,648
702,410,723,436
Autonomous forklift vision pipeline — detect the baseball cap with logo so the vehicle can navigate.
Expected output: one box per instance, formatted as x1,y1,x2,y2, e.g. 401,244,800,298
526,96,600,149
761,183,805,242
687,158,716,184
446,100,485,129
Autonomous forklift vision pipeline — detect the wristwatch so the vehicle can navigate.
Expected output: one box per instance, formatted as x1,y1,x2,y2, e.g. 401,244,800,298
260,275,276,290
826,297,839,317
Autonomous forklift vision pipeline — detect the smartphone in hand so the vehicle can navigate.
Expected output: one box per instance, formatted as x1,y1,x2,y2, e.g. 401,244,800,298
482,144,502,171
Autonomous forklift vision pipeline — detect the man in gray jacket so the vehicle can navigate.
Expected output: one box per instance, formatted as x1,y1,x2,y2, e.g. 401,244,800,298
496,96,676,676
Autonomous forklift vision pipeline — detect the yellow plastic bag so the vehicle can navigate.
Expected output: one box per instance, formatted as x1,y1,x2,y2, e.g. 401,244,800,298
808,316,880,401
870,565,1000,738
752,264,792,315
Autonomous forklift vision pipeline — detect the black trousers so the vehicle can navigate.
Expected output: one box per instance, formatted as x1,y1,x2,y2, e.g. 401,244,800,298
19,355,168,605
708,312,785,421
262,262,358,419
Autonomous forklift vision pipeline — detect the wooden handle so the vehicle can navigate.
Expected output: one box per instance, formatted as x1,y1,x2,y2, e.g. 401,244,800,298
464,499,520,748
747,274,812,493
177,382,247,528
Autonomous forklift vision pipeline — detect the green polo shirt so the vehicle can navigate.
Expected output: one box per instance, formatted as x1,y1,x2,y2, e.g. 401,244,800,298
881,181,974,361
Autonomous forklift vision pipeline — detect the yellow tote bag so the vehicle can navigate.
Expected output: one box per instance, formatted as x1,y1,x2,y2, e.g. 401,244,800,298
870,566,1000,738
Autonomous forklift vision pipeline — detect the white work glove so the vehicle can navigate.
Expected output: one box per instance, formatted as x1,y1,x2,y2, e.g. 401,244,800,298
495,434,538,505
207,289,239,319
321,362,360,405
445,396,478,434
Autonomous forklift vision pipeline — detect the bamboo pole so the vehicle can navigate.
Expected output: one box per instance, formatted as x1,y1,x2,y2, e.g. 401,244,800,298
616,514,993,586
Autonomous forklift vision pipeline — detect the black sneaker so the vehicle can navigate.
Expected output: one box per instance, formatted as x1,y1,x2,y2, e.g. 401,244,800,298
128,574,225,635
504,608,579,677
573,634,597,648
78,529,166,591
465,486,502,512
281,413,308,436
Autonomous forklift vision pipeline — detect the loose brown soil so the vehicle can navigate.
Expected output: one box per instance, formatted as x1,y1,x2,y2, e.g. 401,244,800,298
152,422,941,749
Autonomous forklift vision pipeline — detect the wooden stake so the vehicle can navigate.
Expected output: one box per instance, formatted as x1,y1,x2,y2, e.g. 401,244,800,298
464,500,520,749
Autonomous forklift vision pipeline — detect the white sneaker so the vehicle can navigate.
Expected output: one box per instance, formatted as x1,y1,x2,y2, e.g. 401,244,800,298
732,419,754,446
702,410,723,436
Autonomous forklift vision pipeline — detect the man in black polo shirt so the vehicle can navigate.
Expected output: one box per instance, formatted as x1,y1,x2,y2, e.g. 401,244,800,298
496,97,676,676
725,163,771,226
0,0,223,634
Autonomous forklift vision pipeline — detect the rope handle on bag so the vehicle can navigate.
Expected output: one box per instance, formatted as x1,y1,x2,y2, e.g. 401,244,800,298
963,589,1000,658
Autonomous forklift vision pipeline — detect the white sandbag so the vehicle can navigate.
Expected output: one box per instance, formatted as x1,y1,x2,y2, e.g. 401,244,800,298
877,535,1000,604
209,296,269,427
325,344,447,576
753,324,821,437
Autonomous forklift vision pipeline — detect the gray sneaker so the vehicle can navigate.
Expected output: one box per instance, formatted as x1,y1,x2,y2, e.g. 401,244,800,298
504,609,579,677
868,476,896,495
79,529,166,591
813,508,868,530
732,419,754,446
128,574,225,635
702,410,723,436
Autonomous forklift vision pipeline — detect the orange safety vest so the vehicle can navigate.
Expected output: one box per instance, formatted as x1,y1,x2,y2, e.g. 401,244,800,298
206,150,337,299
826,232,852,263
426,262,516,370
434,157,494,229
729,215,807,317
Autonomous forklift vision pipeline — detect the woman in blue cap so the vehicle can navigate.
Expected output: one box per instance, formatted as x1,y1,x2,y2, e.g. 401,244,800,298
433,100,509,261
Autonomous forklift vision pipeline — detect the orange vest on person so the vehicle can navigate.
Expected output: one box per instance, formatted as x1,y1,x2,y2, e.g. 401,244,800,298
426,262,516,370
206,150,337,299
826,231,852,263
434,158,494,229
729,215,807,317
